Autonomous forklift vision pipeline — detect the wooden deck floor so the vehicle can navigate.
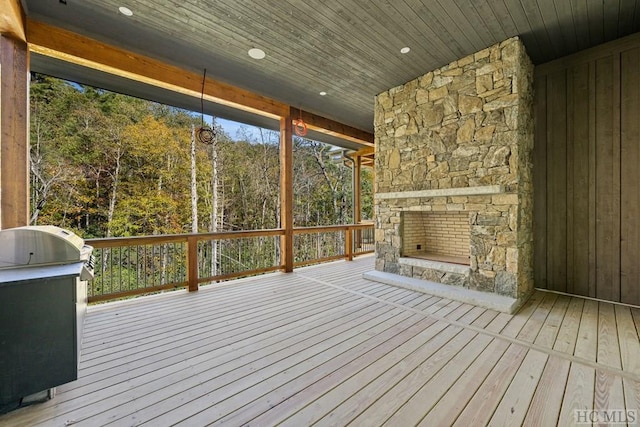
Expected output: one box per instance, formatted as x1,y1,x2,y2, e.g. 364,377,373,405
2,255,640,426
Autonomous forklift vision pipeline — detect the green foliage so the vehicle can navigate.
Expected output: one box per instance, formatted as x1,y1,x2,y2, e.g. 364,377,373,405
29,74,373,238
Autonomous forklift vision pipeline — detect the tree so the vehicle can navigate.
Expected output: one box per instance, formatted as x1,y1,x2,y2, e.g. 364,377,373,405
29,74,372,239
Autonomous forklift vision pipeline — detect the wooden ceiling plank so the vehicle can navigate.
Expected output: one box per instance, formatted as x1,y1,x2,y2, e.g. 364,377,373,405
603,0,623,40
406,1,469,59
458,0,510,41
386,1,454,66
368,0,448,66
170,0,415,101
0,0,25,41
444,0,496,49
315,0,426,81
480,0,519,38
502,0,544,62
351,0,439,76
520,1,556,52
569,0,592,52
269,10,399,100
537,0,570,58
586,0,605,46
551,0,579,56
137,0,377,94
195,0,387,119
424,0,483,53
618,0,638,37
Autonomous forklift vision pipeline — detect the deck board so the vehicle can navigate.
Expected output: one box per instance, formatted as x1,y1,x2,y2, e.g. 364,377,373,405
49,304,405,426
61,297,375,400
557,363,595,425
598,301,622,369
488,349,549,426
215,315,439,426
379,333,494,426
2,255,640,427
522,355,571,426
553,296,584,353
417,338,511,425
278,324,465,426
616,305,640,376
111,309,415,426
452,343,529,426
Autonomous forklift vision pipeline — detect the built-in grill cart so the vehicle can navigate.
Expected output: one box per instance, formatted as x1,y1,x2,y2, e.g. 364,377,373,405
0,226,94,413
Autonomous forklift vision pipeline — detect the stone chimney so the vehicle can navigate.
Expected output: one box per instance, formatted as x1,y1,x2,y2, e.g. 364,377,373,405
368,37,534,311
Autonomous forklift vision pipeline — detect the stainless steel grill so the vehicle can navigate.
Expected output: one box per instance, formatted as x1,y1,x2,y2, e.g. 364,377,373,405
0,225,94,280
0,226,93,413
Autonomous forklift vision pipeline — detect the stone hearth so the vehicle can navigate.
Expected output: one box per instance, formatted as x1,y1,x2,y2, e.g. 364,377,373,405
369,37,534,311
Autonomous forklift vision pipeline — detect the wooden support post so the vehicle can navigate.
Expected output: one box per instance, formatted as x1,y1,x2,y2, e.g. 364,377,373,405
187,235,198,291
0,33,29,229
280,111,294,272
353,155,362,250
345,226,353,261
354,154,362,224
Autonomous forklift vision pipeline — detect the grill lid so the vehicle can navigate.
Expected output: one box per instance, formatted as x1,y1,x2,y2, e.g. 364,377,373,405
0,226,92,269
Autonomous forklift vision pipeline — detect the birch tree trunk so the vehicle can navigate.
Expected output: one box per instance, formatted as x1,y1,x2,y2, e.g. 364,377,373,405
106,146,122,238
190,124,199,233
210,136,219,276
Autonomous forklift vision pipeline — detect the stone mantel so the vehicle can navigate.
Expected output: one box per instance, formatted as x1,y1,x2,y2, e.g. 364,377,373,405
376,185,504,200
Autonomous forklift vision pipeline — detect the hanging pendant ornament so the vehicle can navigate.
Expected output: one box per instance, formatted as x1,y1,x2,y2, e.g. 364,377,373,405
293,108,307,136
197,126,216,144
197,69,216,144
293,120,307,136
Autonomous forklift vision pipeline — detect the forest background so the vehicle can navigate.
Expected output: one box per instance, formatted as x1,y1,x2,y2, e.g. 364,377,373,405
29,74,373,239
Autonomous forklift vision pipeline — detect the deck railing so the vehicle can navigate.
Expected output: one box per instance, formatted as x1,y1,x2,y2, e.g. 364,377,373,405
86,223,374,303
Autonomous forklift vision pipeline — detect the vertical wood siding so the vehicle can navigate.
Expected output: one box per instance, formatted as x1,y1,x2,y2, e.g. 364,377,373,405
534,37,640,305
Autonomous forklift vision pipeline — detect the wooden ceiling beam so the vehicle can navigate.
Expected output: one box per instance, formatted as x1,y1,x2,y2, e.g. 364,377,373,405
0,0,25,42
291,107,373,146
350,146,375,157
26,19,374,147
27,19,288,119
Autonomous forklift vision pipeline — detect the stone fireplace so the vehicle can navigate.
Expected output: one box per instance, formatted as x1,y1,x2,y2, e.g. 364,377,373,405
365,37,534,312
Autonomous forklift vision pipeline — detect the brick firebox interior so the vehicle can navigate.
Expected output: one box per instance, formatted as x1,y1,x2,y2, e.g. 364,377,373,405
401,211,470,265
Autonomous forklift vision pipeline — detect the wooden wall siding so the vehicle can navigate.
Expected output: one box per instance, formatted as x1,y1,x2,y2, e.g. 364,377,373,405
535,41,640,305
621,49,640,305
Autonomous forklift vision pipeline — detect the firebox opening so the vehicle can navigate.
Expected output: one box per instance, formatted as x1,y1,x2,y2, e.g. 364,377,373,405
401,211,470,266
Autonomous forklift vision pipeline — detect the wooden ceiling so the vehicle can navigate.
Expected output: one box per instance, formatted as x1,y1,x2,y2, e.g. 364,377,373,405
21,0,640,146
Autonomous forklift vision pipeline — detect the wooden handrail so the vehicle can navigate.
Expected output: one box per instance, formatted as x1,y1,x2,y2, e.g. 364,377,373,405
292,223,372,234
87,224,374,303
86,228,285,248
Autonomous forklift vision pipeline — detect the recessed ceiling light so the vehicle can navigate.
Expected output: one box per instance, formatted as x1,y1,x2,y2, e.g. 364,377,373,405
400,47,411,54
319,91,327,96
248,48,266,59
118,6,133,16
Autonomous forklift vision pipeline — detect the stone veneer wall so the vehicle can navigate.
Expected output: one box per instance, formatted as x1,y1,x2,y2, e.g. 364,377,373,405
373,37,534,299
